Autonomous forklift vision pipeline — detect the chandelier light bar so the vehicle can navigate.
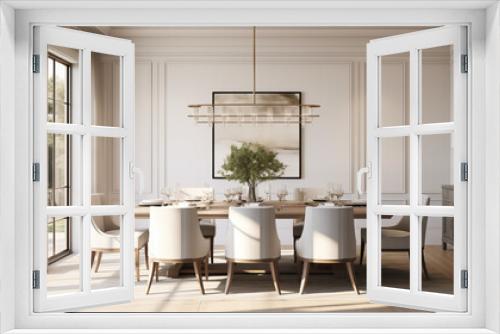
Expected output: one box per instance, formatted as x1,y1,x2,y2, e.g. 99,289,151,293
187,27,320,126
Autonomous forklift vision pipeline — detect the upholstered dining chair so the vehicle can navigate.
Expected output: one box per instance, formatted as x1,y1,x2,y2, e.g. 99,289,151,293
295,206,359,294
146,206,210,295
225,206,282,294
178,187,216,263
90,195,149,282
292,187,331,263
359,197,431,279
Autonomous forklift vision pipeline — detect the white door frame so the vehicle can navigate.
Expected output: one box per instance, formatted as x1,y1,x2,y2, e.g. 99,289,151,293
3,3,496,333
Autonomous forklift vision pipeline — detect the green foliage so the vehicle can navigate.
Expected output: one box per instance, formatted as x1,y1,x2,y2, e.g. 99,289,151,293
220,142,285,187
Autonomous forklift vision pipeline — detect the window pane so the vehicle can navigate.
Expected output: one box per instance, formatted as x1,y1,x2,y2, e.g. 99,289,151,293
55,61,68,103
380,215,410,290
47,216,81,297
420,45,453,124
91,137,122,205
47,133,72,206
379,52,410,127
54,218,69,255
420,133,453,206
48,45,77,124
420,215,454,295
379,136,409,205
54,101,69,124
91,216,122,290
47,220,55,258
48,57,54,94
91,52,121,127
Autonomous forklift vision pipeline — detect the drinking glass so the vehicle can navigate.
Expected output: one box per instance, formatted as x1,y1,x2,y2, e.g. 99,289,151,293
161,187,172,201
334,183,344,201
224,188,232,202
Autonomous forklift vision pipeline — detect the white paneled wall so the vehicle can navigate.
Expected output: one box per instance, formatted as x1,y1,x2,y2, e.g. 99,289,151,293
103,27,451,246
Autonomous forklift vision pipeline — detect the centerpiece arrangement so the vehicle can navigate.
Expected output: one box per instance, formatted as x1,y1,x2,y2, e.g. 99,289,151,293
220,143,285,202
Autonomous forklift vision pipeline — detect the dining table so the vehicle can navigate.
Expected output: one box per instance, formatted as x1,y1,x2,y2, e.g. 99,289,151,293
134,200,375,220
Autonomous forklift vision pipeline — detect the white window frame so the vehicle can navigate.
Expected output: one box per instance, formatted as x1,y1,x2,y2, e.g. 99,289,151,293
1,1,499,333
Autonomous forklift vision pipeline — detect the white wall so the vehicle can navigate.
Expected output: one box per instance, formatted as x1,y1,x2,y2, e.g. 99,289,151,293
0,2,16,332
104,27,452,246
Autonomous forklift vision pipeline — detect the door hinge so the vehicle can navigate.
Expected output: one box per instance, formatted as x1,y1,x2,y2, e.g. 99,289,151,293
32,163,40,182
461,54,468,73
461,162,468,182
461,269,468,289
32,54,40,73
32,270,40,289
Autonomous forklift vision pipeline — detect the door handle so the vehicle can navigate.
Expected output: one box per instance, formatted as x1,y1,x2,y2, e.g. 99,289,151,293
356,162,371,196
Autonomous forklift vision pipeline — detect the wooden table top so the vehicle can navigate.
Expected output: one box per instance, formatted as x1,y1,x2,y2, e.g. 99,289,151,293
135,200,373,220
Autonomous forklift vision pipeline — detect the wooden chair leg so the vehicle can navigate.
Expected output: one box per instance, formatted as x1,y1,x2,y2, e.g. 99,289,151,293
94,252,103,273
91,251,96,268
193,259,205,295
135,248,140,282
204,256,209,281
360,240,365,265
225,261,234,294
269,260,281,295
422,250,430,280
145,262,158,294
293,238,297,263
155,263,159,282
299,260,310,294
210,238,214,264
144,243,149,270
346,261,360,295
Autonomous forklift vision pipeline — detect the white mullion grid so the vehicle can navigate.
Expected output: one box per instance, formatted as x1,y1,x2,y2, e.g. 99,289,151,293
374,126,411,138
374,205,454,217
47,123,127,138
90,205,127,216
365,45,381,293
121,49,134,295
81,49,92,294
409,48,420,294
414,122,454,135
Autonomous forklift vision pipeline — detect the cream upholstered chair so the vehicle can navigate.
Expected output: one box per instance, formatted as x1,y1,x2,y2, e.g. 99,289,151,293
90,196,149,282
292,187,329,262
178,187,216,263
295,206,359,294
146,206,210,294
225,206,282,294
359,197,431,279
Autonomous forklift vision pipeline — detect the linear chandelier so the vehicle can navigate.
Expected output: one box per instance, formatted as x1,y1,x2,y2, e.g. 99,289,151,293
187,27,320,125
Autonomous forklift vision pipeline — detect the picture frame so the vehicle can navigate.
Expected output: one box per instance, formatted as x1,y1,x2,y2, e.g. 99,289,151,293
212,91,302,179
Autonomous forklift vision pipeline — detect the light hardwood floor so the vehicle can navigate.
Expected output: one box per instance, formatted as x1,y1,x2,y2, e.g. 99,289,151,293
47,246,453,313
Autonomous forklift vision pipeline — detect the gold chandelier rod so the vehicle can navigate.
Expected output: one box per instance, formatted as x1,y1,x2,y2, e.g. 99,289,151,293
253,26,256,104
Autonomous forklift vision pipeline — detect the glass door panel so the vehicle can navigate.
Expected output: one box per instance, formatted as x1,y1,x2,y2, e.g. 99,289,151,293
366,26,467,312
33,26,135,312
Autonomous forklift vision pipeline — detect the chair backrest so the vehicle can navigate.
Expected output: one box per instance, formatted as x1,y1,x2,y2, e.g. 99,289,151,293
295,187,328,201
298,206,355,261
177,187,214,201
392,197,431,235
225,206,281,261
421,196,431,247
149,206,208,260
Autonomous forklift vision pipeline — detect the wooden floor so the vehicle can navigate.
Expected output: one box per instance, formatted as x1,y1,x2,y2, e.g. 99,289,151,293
47,246,453,313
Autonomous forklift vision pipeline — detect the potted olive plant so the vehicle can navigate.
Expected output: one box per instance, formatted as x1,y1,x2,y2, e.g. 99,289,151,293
220,143,285,202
